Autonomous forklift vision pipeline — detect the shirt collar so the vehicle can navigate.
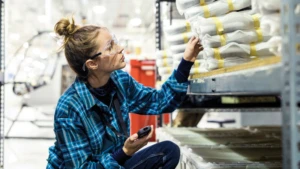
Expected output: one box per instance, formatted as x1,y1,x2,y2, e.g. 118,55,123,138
74,77,96,110
74,71,119,111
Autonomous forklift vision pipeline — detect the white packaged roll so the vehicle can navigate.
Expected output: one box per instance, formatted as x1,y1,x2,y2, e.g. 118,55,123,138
190,67,209,74
158,67,174,75
267,36,282,56
184,0,251,20
166,32,196,46
170,44,187,54
164,22,192,36
251,0,260,13
156,50,173,59
260,14,280,36
203,42,275,60
173,59,207,69
176,0,216,15
173,51,204,61
206,57,252,70
257,0,280,14
202,29,272,48
191,12,262,38
156,58,173,67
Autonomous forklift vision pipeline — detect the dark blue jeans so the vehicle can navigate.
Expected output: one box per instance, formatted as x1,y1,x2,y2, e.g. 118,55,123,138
123,141,180,169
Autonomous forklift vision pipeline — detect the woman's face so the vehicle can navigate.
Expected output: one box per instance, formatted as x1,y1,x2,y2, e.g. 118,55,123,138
94,28,126,73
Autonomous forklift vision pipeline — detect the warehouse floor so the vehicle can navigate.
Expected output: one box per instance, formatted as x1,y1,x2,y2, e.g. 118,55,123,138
5,139,53,169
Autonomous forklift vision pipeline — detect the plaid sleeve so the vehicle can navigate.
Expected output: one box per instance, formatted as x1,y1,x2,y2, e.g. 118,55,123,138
55,116,123,169
127,70,188,115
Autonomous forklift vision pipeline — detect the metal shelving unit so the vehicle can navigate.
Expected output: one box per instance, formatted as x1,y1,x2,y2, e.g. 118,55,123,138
178,108,281,113
155,0,176,127
281,0,300,169
155,0,300,168
155,0,163,127
0,0,4,168
189,64,282,95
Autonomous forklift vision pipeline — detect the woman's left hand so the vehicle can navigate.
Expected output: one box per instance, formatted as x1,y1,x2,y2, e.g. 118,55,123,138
122,125,154,156
183,36,203,62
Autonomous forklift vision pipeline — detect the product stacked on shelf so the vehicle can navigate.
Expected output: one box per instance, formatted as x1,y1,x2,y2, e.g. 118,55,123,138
252,0,281,56
157,127,282,169
156,20,208,81
175,0,281,72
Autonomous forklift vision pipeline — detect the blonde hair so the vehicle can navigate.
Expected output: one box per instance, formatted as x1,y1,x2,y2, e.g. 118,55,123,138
54,17,101,80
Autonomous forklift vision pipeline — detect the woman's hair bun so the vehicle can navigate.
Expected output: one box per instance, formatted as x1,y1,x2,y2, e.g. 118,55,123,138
54,17,79,37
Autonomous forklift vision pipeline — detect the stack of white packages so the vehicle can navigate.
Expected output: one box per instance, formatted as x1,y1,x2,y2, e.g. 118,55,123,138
156,50,173,81
252,0,281,56
156,20,208,81
176,0,280,71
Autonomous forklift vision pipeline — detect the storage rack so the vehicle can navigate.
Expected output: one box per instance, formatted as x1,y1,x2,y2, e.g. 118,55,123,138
280,0,300,168
155,0,176,127
155,0,300,168
0,0,4,168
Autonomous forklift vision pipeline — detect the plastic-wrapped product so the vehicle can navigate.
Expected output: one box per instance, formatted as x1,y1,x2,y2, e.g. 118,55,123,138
164,22,192,36
156,58,173,67
203,42,275,60
170,44,187,54
257,0,280,14
296,4,300,15
166,32,196,46
190,67,209,74
184,0,251,21
173,59,207,70
191,12,262,38
176,0,216,15
205,56,252,70
251,0,260,14
260,13,281,36
267,36,282,56
156,50,173,59
202,29,272,48
173,51,204,61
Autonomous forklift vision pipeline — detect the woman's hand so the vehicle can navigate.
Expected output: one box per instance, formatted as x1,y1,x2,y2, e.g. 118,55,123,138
122,125,154,156
183,36,203,62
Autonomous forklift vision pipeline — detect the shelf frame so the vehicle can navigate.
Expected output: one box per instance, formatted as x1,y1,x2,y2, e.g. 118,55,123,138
189,64,282,95
281,0,300,169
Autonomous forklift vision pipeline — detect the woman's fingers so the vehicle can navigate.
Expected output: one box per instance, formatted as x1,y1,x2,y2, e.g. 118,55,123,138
146,125,154,140
129,133,138,142
189,36,196,43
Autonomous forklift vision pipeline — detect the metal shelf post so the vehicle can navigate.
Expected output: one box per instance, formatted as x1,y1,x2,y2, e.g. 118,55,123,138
281,0,300,169
0,0,4,168
155,0,163,127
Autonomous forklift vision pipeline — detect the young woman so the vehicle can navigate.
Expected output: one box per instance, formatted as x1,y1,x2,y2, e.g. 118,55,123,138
47,17,203,169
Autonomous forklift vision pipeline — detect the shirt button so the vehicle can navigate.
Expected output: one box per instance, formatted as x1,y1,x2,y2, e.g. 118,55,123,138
110,117,113,121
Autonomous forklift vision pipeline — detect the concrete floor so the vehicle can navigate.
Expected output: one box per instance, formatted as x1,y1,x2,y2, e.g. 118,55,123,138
5,139,54,169
4,105,56,168
3,105,157,168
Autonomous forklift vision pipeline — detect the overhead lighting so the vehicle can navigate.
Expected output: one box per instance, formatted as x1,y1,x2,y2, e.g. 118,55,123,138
93,5,106,14
129,17,142,27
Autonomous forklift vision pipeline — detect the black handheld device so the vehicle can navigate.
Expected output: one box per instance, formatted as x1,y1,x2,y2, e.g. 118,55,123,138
137,126,152,139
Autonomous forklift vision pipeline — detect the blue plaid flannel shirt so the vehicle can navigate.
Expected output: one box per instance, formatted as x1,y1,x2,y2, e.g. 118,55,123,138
47,69,188,169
